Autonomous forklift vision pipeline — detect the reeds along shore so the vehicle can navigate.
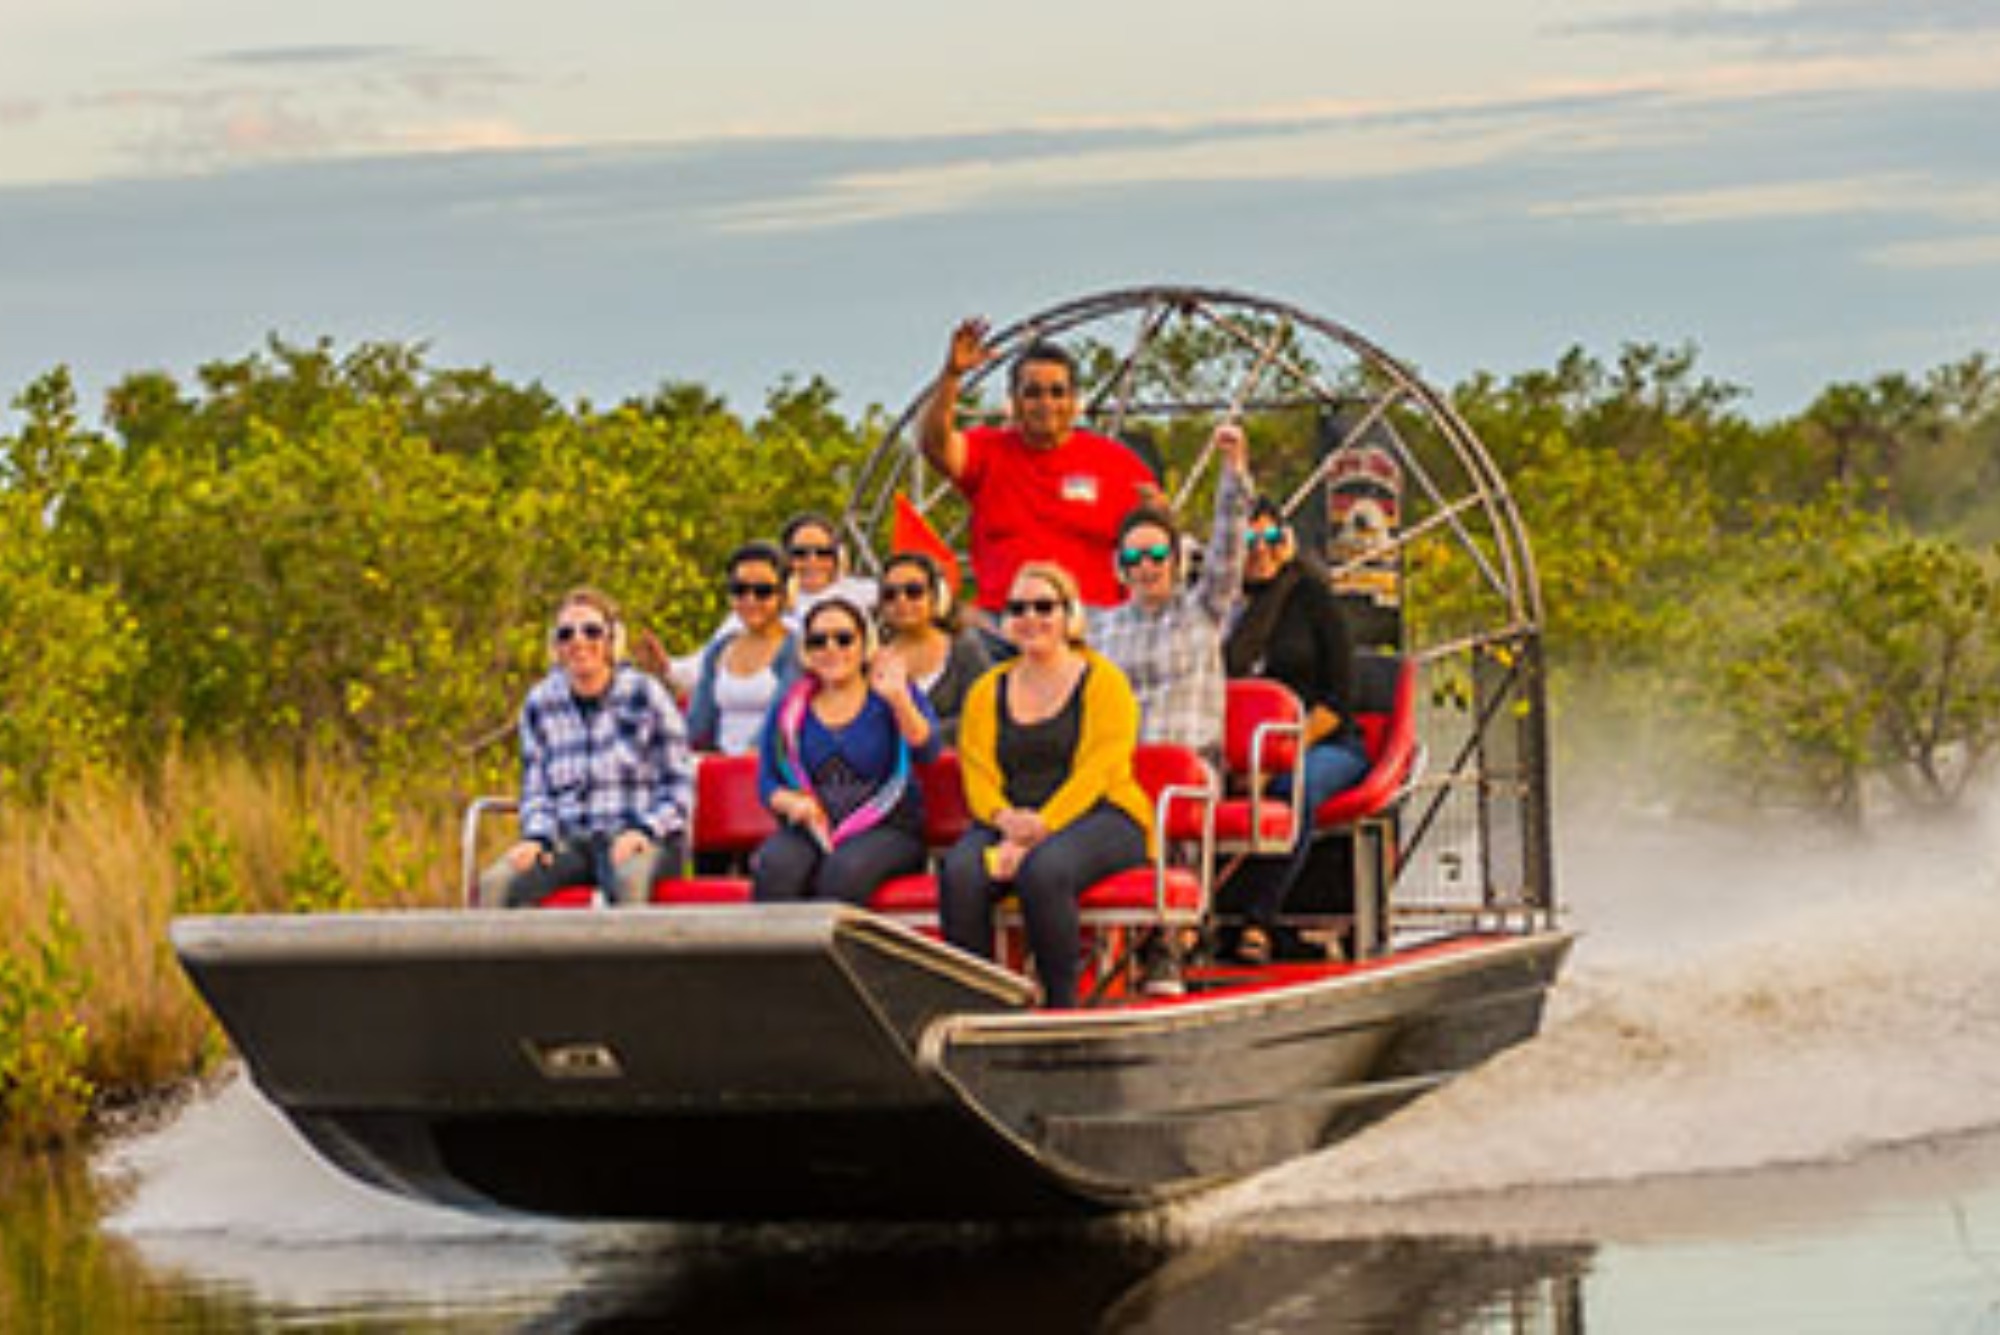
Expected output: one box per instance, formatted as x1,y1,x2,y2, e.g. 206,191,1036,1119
0,753,464,1148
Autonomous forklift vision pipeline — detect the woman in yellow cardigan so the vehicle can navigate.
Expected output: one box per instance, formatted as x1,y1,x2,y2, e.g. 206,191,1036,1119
940,562,1152,1008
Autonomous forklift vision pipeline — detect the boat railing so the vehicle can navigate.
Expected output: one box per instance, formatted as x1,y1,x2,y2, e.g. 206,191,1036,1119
459,795,519,906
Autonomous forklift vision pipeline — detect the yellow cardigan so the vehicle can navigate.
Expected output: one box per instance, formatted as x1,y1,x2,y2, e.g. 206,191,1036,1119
958,648,1154,851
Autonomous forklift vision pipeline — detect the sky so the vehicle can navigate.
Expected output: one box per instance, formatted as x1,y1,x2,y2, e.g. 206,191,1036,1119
4,0,1999,425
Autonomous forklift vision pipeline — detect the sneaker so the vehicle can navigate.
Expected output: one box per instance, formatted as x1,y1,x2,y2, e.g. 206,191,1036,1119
1137,934,1185,997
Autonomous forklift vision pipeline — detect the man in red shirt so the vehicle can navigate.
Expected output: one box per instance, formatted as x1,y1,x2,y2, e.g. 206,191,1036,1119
917,318,1158,616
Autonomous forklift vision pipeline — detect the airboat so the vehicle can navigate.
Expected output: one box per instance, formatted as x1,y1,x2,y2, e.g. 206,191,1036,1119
173,286,1570,1222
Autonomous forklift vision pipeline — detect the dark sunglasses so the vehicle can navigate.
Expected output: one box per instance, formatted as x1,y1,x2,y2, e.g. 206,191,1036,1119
554,621,608,643
788,544,837,561
1118,542,1173,569
1247,524,1288,548
1017,382,1070,401
1005,597,1063,619
803,629,860,651
728,580,780,599
880,580,929,603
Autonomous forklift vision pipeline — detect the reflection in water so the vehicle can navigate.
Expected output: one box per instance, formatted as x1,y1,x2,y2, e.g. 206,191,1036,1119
523,1226,1586,1334
0,1151,258,1332
12,1151,1591,1335
1099,1236,1587,1335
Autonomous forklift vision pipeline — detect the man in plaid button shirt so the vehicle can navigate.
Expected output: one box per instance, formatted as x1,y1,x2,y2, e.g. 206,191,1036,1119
1092,423,1252,767
477,588,693,908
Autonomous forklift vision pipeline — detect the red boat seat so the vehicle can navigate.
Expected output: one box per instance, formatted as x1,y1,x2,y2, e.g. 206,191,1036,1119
689,752,778,856
1072,742,1216,927
650,877,754,905
866,751,970,930
1313,656,1420,830
659,751,778,902
1211,679,1306,854
535,886,602,910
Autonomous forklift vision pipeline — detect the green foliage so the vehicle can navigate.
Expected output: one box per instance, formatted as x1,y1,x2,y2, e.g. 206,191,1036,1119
1688,526,2000,819
0,498,138,805
4,332,1998,833
0,340,876,808
0,894,95,1147
282,823,354,913
170,808,243,917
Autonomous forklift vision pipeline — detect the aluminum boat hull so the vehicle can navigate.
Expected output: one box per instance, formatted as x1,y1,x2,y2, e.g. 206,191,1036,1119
172,904,1569,1221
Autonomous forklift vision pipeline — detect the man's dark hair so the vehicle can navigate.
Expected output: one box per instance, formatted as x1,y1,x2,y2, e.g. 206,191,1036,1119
1009,340,1078,394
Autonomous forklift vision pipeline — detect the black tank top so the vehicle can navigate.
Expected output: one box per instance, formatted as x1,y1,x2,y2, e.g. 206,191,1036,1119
996,666,1087,809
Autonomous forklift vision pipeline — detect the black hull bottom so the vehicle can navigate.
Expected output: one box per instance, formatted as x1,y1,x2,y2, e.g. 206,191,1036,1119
298,1104,1114,1222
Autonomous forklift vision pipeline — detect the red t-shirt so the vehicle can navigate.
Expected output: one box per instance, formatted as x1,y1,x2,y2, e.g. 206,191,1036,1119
957,425,1157,610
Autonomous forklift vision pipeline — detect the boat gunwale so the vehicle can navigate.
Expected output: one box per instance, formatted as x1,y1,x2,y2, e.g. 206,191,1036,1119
922,929,1573,1051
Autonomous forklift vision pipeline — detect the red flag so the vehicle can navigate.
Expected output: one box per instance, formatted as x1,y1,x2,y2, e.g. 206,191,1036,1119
891,493,963,597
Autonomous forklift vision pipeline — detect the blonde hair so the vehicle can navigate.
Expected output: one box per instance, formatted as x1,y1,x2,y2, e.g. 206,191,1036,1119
1010,561,1087,647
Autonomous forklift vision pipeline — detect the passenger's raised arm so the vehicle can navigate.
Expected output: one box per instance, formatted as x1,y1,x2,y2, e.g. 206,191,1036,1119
916,316,994,482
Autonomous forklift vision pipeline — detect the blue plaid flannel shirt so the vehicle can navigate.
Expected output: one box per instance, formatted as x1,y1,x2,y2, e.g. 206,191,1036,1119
517,665,693,846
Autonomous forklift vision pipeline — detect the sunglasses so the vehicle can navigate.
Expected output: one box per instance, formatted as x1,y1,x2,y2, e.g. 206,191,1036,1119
1246,524,1288,548
1017,382,1070,401
788,544,837,561
1005,597,1063,619
1118,542,1173,569
728,580,780,599
803,629,860,651
554,621,608,644
880,580,929,603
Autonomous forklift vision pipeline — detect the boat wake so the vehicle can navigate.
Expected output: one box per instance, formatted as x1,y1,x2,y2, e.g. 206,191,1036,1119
1196,791,2000,1232
99,1074,585,1309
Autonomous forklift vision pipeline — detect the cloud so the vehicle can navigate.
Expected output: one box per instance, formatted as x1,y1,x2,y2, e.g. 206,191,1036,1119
1869,233,2000,270
68,46,541,172
1534,174,2000,230
697,42,2000,237
206,45,415,69
1569,0,2000,48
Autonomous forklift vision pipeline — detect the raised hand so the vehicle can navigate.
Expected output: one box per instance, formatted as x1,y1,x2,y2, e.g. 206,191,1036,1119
1214,422,1248,473
944,317,994,379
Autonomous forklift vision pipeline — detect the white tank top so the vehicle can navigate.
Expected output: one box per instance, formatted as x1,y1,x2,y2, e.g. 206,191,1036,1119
714,664,778,754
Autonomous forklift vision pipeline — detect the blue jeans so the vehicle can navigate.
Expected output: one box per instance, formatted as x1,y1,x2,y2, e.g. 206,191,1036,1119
478,831,683,908
1219,736,1371,929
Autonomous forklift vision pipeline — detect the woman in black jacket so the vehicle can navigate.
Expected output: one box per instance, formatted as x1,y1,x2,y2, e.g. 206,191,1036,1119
1219,497,1369,962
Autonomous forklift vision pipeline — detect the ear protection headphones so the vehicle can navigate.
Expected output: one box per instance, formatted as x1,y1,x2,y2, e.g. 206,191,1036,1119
884,551,954,623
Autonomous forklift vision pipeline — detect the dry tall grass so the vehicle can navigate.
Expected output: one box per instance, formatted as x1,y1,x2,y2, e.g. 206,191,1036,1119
0,753,470,1113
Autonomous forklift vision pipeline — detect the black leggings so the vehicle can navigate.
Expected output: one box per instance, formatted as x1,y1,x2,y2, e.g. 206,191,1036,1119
939,804,1147,1009
752,823,926,906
